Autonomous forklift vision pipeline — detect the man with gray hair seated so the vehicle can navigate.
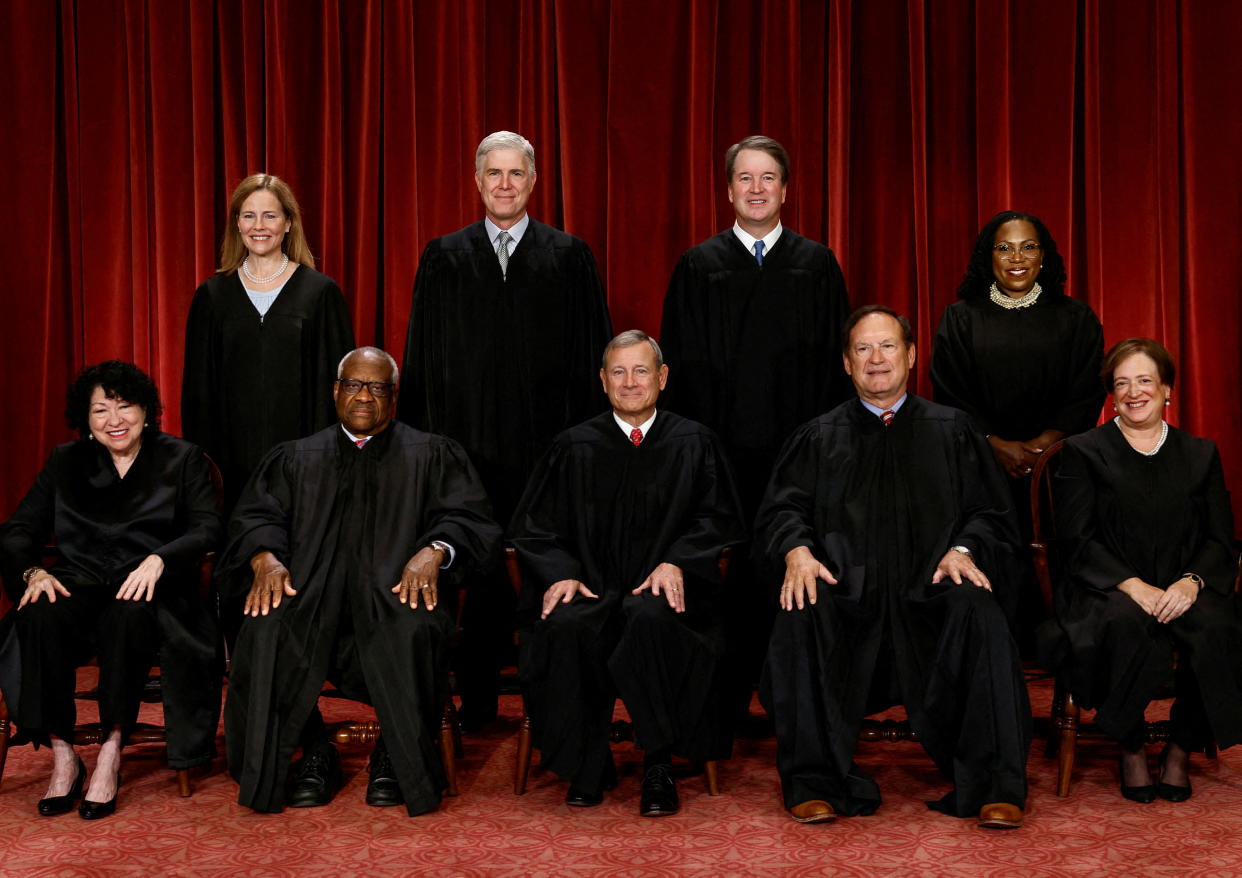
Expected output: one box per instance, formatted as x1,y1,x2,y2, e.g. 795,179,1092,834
511,330,745,816
399,130,613,729
221,346,501,816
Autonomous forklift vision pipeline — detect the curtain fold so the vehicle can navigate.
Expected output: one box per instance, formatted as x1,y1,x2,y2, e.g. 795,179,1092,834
2,0,1239,530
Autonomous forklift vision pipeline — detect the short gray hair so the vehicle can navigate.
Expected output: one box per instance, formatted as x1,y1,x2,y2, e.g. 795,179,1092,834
475,131,536,176
602,329,663,369
337,346,400,384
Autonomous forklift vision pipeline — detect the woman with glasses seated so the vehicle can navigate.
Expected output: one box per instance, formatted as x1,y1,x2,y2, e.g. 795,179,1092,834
182,173,354,514
0,361,222,819
1046,338,1242,802
930,211,1105,629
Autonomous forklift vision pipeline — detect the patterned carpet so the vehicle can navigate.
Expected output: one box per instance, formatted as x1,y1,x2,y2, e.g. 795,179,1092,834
1,675,1240,877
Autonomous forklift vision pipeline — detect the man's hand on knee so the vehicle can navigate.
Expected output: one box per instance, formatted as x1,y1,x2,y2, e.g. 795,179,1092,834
393,545,445,611
633,562,685,613
245,551,297,616
540,579,598,619
781,546,837,611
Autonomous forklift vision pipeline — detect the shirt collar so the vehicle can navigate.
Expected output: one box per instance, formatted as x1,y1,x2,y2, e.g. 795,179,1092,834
613,410,657,440
485,214,530,248
859,393,908,421
341,424,372,445
732,220,783,256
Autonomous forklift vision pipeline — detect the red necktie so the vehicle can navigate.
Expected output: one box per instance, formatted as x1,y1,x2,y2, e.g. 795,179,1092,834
355,437,369,448
630,427,643,446
881,410,894,426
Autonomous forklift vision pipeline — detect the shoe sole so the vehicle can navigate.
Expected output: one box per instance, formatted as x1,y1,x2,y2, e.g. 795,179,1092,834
791,812,836,825
640,807,680,817
977,818,1023,829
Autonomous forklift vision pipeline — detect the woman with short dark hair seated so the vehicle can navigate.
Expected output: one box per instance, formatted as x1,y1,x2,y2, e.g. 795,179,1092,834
1046,338,1242,802
0,361,222,819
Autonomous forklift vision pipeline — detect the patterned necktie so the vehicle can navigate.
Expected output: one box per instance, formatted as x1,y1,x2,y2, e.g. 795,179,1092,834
881,410,895,426
630,427,643,446
355,437,369,448
496,230,512,276
753,240,765,266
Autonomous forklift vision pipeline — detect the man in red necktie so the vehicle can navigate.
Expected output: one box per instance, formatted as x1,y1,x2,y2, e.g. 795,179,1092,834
511,330,746,817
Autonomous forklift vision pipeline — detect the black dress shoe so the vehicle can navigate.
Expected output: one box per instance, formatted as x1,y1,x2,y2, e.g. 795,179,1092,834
287,744,341,808
1157,745,1193,802
1119,754,1155,804
366,738,403,807
38,757,86,817
79,772,120,820
565,757,617,807
640,764,679,817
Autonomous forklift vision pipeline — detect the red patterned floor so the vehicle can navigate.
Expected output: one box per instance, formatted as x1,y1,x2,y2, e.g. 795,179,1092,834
1,676,1240,877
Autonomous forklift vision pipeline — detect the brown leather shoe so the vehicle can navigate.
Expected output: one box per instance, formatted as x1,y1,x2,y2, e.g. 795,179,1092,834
977,802,1024,829
790,800,836,824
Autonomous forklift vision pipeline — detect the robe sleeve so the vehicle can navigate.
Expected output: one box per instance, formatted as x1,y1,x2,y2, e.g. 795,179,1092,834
215,444,297,599
1187,444,1237,596
304,278,355,433
398,243,441,432
753,424,827,574
181,282,217,451
659,435,746,586
151,450,223,573
1048,304,1104,434
414,438,503,583
1053,441,1140,592
0,451,57,599
560,241,612,428
509,440,587,591
929,305,993,433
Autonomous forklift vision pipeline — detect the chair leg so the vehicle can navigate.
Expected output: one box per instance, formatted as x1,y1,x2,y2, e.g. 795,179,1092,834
440,705,459,797
1045,684,1067,759
704,759,720,796
0,692,10,789
514,713,533,795
1056,689,1080,797
176,768,192,797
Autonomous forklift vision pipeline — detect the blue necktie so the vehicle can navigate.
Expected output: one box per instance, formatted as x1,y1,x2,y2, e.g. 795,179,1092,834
754,240,765,266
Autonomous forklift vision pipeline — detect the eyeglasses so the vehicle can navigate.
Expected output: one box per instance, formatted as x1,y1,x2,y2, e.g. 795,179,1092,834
336,379,395,398
992,242,1041,255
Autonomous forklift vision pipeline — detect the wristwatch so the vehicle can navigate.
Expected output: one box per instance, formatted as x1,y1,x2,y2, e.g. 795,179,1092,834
22,566,45,583
950,545,972,557
1182,572,1204,592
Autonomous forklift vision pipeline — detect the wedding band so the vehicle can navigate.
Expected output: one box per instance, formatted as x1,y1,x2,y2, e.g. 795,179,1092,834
419,584,431,590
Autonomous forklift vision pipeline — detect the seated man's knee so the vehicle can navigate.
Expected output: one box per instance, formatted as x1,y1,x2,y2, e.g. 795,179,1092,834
622,591,680,631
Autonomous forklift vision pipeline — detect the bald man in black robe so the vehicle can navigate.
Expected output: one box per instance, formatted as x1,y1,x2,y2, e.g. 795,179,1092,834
221,347,501,817
512,331,745,817
757,306,1030,828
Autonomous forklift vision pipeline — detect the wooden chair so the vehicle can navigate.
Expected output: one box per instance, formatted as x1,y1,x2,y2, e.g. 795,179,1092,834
0,453,226,798
1029,439,1235,796
506,547,725,797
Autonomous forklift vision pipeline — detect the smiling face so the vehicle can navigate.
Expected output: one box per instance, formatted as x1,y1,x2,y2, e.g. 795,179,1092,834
334,351,397,436
1111,352,1170,431
599,342,668,427
727,148,787,236
88,386,145,458
237,189,291,260
843,312,916,409
990,219,1043,297
475,148,536,228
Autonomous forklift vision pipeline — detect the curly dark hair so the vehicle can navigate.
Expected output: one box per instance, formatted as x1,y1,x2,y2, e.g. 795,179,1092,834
65,360,163,438
956,210,1067,300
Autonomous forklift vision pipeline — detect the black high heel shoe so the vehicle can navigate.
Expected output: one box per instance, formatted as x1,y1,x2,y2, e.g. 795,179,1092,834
38,757,86,816
1157,744,1193,802
79,771,120,820
1119,752,1155,804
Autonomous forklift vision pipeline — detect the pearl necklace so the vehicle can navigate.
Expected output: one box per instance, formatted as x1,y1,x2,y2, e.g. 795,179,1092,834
989,281,1042,310
1114,416,1169,456
241,254,289,284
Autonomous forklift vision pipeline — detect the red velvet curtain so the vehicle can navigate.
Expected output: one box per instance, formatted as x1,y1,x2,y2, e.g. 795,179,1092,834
3,0,1240,528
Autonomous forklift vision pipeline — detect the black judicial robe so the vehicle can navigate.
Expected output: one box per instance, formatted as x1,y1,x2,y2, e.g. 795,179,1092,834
756,396,1030,816
399,219,612,522
219,422,502,815
0,433,223,767
660,229,851,512
931,293,1103,442
182,267,354,510
1046,422,1242,747
511,411,746,782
